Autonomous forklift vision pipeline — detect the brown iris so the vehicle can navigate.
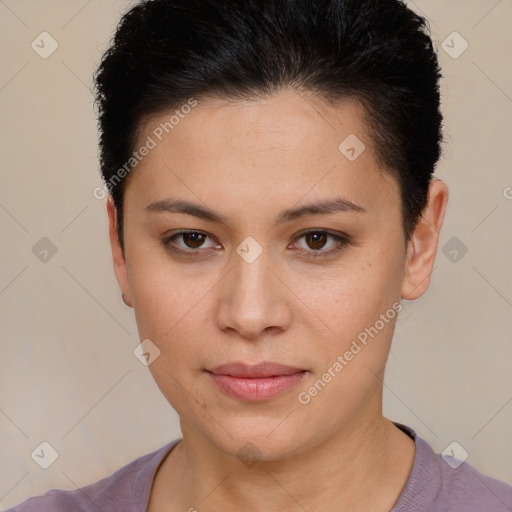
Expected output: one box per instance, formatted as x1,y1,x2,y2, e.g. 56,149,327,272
182,232,207,249
304,232,328,250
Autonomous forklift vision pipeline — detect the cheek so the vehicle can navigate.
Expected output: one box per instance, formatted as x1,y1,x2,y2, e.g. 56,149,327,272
127,246,221,370
296,244,405,409
126,246,187,340
301,247,403,344
296,259,402,411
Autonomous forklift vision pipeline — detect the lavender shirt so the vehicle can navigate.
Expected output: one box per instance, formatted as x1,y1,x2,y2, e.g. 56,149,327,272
7,423,512,511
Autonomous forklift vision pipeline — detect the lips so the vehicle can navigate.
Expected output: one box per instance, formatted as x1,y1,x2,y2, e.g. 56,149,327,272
206,361,307,401
207,361,305,378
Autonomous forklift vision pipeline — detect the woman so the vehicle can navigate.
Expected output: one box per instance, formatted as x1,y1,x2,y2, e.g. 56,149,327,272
9,0,512,510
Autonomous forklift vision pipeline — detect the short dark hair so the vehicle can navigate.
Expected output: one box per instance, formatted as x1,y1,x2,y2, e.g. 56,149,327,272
93,0,444,251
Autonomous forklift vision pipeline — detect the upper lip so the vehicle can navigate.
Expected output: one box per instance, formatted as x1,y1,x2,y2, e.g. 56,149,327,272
207,361,305,378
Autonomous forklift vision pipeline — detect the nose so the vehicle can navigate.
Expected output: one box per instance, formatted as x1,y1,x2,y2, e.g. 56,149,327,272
215,246,292,340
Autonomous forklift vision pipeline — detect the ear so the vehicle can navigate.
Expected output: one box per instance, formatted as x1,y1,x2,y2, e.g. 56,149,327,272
401,179,449,300
107,196,133,308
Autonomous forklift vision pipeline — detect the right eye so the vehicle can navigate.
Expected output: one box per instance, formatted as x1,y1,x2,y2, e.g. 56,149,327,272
162,230,220,255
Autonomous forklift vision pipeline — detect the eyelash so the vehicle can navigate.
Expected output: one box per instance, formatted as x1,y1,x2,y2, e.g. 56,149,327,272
161,230,350,260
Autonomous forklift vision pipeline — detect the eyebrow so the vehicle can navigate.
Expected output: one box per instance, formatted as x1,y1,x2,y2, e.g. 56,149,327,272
145,197,367,226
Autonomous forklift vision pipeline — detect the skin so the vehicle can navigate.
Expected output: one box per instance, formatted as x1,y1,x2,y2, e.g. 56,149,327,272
107,88,448,512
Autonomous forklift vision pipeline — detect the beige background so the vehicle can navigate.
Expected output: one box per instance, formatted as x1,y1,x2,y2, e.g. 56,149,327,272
1,0,511,508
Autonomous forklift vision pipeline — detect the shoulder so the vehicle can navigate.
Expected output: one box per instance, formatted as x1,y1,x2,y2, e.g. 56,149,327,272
392,422,512,512
6,440,180,512
435,446,512,511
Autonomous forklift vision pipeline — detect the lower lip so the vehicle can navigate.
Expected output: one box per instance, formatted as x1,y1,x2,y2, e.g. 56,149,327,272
207,371,307,402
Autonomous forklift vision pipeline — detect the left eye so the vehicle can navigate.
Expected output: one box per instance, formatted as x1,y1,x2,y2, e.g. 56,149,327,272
291,230,349,258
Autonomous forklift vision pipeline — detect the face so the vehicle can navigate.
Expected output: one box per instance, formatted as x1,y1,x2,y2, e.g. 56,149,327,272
108,88,444,461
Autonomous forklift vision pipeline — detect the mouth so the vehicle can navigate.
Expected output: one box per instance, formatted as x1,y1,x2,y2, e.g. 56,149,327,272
205,361,307,402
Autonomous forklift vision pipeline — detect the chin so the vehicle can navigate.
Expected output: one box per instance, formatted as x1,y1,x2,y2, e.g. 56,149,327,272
200,418,312,463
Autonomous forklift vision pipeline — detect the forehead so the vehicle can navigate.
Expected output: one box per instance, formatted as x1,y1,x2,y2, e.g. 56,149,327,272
126,88,399,220
139,89,371,162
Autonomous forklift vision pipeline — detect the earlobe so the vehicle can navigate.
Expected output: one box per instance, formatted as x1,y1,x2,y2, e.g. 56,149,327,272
401,179,449,301
107,196,133,308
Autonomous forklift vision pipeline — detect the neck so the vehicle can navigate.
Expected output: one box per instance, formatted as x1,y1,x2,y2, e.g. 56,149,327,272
152,411,416,512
